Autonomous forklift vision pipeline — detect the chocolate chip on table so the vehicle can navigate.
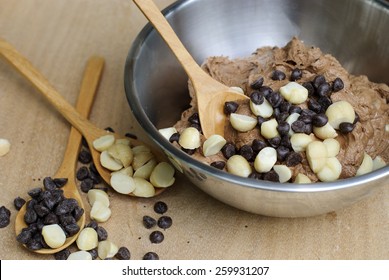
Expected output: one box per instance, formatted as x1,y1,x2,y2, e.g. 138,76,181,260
143,215,157,229
252,139,267,153
96,225,108,241
224,101,239,114
0,206,11,228
78,149,92,164
316,82,331,97
169,132,180,143
290,68,302,81
54,248,71,260
271,69,286,81
285,152,303,167
154,201,168,214
157,216,172,229
277,146,290,162
263,170,280,182
80,178,94,193
188,112,200,125
250,76,264,89
312,75,326,89
239,145,254,161
86,220,98,230
332,77,344,92
14,196,26,210
115,247,131,260
250,91,265,105
221,143,236,159
210,161,226,170
149,231,164,244
143,252,159,260
302,82,315,96
312,113,328,127
76,166,90,181
339,122,355,133
125,132,138,140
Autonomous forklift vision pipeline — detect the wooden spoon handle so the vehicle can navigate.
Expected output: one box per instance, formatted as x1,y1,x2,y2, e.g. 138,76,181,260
60,56,105,170
0,38,99,135
133,0,206,81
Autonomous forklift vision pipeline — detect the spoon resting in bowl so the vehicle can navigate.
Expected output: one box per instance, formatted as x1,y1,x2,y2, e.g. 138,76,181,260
14,56,104,254
0,38,168,197
132,0,249,139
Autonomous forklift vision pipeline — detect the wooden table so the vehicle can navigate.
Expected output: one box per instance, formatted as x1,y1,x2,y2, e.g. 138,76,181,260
0,0,388,260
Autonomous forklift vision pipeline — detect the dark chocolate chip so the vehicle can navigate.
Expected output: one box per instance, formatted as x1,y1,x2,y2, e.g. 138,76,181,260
302,82,315,96
88,248,98,260
105,127,115,133
312,75,326,89
339,122,355,133
24,208,38,224
43,212,58,225
59,214,76,227
224,101,239,114
154,201,168,214
277,121,290,136
252,139,267,153
54,249,71,260
289,105,302,114
190,123,202,132
285,152,303,167
16,228,32,244
221,143,236,159
250,77,264,89
78,149,92,164
258,86,273,97
263,170,280,182
312,114,328,127
257,116,267,126
53,178,68,188
115,247,131,260
316,82,331,97
280,135,292,149
307,99,322,113
33,204,50,217
157,216,173,229
277,146,290,162
276,112,289,123
80,178,94,193
188,113,200,125
248,171,263,180
298,114,313,124
55,198,78,215
86,220,98,230
271,70,286,81
250,91,265,105
290,68,302,81
143,252,159,260
43,177,57,191
210,161,226,170
14,197,26,211
0,206,11,228
149,231,164,244
332,77,344,92
125,132,138,139
267,92,282,108
268,137,281,148
317,96,332,111
96,226,108,241
72,205,84,222
28,188,42,199
64,223,80,237
169,132,180,143
143,215,157,229
181,148,196,155
76,166,90,181
304,123,313,134
291,120,306,133
239,145,254,161
279,101,291,113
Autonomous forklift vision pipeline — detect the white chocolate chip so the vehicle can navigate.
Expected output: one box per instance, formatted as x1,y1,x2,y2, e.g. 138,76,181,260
249,99,274,118
90,200,112,223
76,227,98,251
107,143,133,168
323,138,340,157
306,141,328,173
132,145,151,154
133,158,157,179
150,162,175,188
317,157,342,182
356,152,373,176
286,113,300,136
294,173,312,184
273,165,292,183
132,177,156,197
111,166,134,177
254,147,277,173
290,133,314,152
325,101,355,130
100,150,123,171
110,172,136,194
203,134,227,157
98,240,119,260
230,86,244,94
67,251,92,260
313,123,338,140
158,127,178,140
386,124,389,132
226,155,252,177
260,118,279,139
132,151,154,170
279,82,308,104
115,138,131,146
230,113,258,132
93,134,115,152
87,189,110,207
373,156,386,171
178,127,201,149
0,138,11,156
41,224,66,249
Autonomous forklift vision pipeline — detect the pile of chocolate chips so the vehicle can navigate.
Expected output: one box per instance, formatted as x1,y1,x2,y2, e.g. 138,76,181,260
15,177,84,250
141,201,173,260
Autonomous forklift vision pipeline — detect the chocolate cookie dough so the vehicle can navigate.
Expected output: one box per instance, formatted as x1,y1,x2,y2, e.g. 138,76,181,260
167,38,389,182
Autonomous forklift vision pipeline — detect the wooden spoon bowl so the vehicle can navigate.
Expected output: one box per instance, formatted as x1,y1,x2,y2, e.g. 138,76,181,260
14,56,104,254
133,0,249,138
0,38,165,197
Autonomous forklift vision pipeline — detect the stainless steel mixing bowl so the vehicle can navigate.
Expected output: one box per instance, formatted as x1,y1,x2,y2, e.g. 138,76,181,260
124,0,389,217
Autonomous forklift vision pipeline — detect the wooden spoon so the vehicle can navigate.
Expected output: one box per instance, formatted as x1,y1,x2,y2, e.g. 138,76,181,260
14,56,104,254
0,38,165,197
132,0,249,138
